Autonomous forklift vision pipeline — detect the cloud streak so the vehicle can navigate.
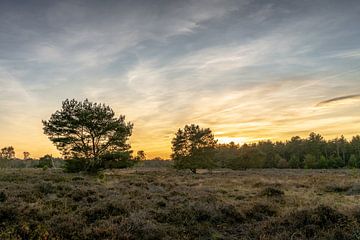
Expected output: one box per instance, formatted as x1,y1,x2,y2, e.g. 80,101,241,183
1,0,360,158
316,94,360,107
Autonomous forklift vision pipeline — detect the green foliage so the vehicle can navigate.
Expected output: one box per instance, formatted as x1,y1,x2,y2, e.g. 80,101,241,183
276,158,289,169
214,142,240,168
304,154,317,169
258,141,277,168
43,99,133,159
227,145,265,170
348,155,360,168
318,155,328,169
172,124,217,173
289,155,302,168
102,151,135,169
43,99,133,172
212,132,360,169
37,154,54,168
64,158,88,173
64,151,136,173
329,155,345,168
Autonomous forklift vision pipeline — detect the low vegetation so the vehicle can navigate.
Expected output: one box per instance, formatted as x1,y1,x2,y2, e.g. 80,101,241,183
0,168,359,239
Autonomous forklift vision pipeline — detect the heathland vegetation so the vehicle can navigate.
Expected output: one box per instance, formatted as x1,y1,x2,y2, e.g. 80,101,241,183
0,168,360,239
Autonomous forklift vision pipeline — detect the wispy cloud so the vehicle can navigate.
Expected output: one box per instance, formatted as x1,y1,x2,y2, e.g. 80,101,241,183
316,94,360,107
1,0,360,158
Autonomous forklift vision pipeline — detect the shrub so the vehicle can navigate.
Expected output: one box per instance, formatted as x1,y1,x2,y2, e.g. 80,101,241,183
64,158,88,173
37,154,54,168
0,192,6,202
245,203,277,221
260,187,284,197
102,151,136,169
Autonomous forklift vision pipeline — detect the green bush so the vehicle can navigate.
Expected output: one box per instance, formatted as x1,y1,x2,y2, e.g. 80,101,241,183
63,151,136,173
64,158,88,173
37,155,54,168
102,151,136,169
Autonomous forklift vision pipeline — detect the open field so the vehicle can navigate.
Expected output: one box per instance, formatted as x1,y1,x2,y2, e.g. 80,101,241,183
1,168,360,240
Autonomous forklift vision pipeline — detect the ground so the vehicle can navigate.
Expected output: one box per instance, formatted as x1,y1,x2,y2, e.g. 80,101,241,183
0,168,360,240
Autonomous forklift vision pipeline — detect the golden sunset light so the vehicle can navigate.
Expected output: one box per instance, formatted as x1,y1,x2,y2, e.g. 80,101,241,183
1,1,360,239
1,0,360,160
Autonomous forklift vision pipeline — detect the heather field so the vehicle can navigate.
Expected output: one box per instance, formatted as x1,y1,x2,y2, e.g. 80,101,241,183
1,168,360,240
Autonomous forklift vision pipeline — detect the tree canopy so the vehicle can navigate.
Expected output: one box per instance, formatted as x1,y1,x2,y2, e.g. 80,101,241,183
42,99,133,169
0,146,15,159
171,124,217,173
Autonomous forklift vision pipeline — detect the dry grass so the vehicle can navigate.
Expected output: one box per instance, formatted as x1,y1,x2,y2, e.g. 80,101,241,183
0,168,360,239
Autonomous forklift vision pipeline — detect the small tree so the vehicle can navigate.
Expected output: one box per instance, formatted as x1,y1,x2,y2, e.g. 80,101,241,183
43,99,133,171
0,146,15,159
23,152,30,160
171,124,217,173
135,150,146,161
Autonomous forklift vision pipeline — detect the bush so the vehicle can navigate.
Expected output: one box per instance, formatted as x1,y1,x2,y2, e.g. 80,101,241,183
102,151,136,169
260,187,284,197
0,192,6,202
63,151,136,173
37,154,54,168
64,158,88,173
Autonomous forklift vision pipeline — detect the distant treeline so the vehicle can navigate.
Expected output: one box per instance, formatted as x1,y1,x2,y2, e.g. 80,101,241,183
214,133,360,169
2,132,360,170
0,148,64,169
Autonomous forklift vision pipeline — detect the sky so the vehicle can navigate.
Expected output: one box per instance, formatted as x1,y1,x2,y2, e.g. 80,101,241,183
1,0,360,159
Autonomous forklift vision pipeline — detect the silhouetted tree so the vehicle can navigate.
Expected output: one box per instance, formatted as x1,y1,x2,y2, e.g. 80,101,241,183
171,124,217,173
23,152,30,160
43,99,133,171
135,150,146,161
0,146,15,159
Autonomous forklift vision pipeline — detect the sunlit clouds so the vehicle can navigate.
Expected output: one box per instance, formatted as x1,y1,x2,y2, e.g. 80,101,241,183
0,0,360,158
